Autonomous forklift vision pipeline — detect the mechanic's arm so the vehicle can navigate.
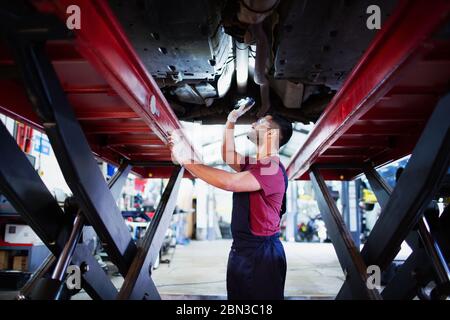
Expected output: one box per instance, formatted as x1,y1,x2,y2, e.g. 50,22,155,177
221,98,254,172
184,162,261,193
168,129,259,192
221,120,244,172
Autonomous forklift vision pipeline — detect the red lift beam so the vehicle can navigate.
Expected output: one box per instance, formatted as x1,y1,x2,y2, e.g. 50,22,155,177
286,0,450,180
0,0,199,178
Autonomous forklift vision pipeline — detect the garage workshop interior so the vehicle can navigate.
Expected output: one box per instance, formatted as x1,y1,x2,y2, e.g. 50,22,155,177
0,0,449,302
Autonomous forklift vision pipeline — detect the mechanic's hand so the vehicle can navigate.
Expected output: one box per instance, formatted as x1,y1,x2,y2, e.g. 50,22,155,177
168,131,194,165
227,98,255,123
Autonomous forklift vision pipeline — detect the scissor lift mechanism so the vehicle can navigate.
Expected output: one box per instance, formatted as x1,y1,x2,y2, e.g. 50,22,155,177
0,0,191,300
0,0,449,300
287,0,450,300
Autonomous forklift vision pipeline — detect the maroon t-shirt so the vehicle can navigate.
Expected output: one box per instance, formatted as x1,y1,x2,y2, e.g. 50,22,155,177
240,156,286,236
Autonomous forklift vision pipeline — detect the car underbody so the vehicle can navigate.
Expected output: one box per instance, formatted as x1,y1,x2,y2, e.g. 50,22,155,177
109,0,397,124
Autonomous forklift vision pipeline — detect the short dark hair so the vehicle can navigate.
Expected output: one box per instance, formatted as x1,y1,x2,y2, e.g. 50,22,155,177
269,114,293,147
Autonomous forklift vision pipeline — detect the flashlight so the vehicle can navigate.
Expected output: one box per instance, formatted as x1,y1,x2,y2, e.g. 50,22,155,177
234,97,255,110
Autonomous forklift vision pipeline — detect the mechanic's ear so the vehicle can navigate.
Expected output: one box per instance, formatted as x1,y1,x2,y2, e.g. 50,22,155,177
268,128,277,137
268,128,279,143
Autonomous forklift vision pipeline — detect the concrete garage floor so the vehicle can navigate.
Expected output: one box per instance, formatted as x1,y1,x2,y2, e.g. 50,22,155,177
107,240,344,300
0,240,344,300
151,240,343,299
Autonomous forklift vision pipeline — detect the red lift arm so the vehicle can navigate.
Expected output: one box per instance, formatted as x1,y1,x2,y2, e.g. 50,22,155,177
286,0,450,180
0,0,198,178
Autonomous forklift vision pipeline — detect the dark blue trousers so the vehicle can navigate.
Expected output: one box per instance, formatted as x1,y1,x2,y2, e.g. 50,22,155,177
226,236,287,300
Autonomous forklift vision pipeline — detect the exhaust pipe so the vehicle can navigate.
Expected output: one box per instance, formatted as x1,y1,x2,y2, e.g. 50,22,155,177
236,0,280,117
251,23,271,117
235,40,249,94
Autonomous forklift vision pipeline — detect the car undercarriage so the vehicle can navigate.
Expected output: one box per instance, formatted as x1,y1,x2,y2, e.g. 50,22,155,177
109,0,398,124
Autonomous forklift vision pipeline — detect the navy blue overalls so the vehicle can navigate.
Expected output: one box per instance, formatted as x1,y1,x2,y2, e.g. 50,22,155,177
226,162,288,300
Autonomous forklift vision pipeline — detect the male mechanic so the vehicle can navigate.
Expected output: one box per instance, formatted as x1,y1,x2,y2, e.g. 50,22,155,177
168,101,293,300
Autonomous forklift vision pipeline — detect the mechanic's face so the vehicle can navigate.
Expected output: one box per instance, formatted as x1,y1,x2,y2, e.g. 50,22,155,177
247,115,272,145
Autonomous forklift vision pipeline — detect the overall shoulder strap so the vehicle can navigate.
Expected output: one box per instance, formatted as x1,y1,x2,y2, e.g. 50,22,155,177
279,163,288,216
269,159,289,216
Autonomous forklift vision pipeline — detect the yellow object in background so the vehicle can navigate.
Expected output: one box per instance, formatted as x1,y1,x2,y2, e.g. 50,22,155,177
362,189,377,204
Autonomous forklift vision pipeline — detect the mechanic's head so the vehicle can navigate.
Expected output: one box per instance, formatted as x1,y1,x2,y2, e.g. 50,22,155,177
247,114,293,150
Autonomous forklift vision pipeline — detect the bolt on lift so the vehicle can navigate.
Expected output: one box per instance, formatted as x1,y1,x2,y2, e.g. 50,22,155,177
286,0,450,300
0,0,449,300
